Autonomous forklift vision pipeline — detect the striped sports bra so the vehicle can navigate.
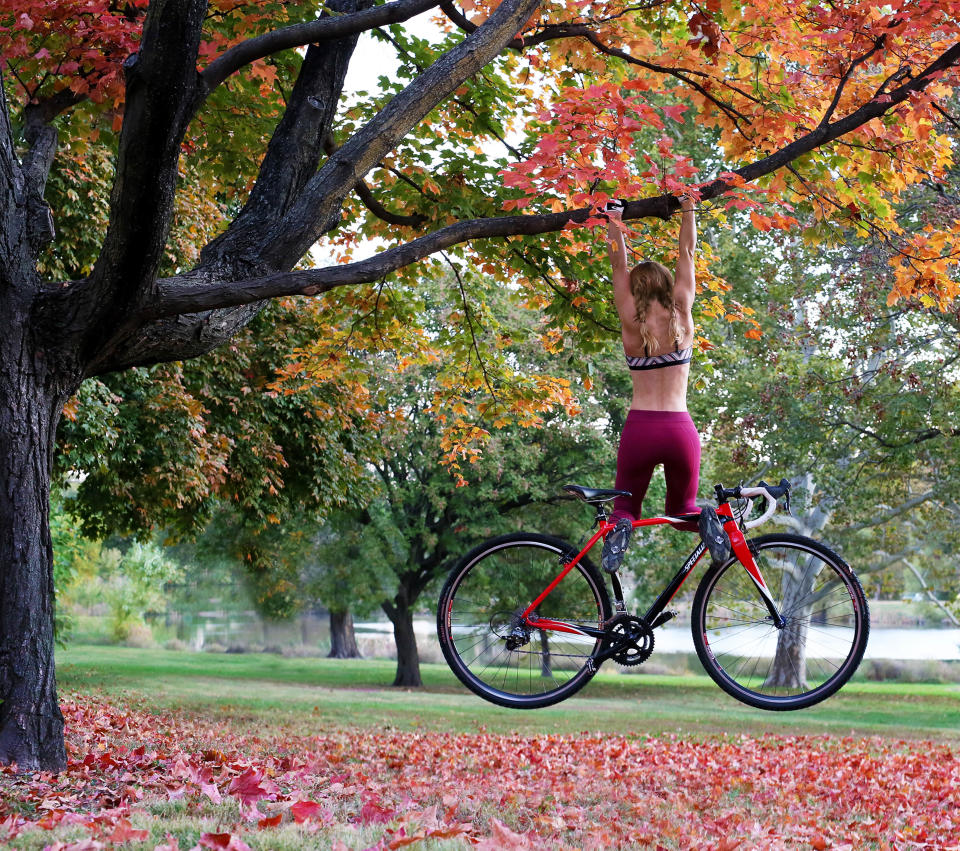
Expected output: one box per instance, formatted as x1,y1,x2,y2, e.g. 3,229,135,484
625,342,693,371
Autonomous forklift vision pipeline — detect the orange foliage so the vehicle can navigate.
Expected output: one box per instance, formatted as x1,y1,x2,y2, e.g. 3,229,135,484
495,0,960,307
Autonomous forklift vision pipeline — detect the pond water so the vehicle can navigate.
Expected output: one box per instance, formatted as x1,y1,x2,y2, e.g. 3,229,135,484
359,621,960,661
629,626,960,661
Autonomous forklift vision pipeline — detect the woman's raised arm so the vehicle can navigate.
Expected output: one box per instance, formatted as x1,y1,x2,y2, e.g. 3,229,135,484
674,195,697,311
605,203,633,322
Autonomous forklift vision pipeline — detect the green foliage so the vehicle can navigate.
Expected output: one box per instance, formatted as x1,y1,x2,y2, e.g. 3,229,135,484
58,300,380,545
49,498,99,645
50,496,186,645
688,189,960,600
102,542,184,643
302,513,387,620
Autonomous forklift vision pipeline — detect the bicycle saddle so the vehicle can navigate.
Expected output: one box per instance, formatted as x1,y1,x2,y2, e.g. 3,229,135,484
562,484,632,504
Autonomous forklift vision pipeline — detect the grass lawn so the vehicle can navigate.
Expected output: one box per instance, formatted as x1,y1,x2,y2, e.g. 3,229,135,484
57,644,960,740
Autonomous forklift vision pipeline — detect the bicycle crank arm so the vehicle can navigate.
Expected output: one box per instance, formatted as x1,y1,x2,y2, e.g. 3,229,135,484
595,614,655,666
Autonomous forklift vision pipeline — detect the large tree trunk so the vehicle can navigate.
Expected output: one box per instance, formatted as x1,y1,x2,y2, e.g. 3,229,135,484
0,313,73,771
383,599,421,688
327,609,361,659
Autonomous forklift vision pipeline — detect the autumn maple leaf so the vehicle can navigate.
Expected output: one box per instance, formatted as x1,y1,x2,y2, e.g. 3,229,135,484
226,768,267,806
199,832,253,851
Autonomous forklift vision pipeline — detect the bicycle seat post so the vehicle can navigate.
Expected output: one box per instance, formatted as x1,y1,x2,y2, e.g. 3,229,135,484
594,502,609,527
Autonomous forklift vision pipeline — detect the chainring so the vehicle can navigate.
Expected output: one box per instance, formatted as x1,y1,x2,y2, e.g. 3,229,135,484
606,613,654,666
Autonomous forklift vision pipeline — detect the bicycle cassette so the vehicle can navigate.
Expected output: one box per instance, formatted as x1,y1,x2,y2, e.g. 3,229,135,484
606,613,654,666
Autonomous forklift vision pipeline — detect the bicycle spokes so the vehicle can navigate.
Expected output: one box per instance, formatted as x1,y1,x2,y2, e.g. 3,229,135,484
437,534,611,708
694,535,868,709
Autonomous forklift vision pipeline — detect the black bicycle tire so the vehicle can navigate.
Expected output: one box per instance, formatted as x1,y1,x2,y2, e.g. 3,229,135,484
437,532,612,709
691,533,869,711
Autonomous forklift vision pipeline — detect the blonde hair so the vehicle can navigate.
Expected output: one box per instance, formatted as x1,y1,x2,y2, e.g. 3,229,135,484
630,260,681,353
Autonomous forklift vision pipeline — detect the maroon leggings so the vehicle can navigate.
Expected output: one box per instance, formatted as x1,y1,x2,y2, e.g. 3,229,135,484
611,409,701,526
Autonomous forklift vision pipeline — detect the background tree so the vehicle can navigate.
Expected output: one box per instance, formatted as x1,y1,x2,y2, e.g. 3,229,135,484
4,0,960,770
328,383,615,687
244,271,618,686
303,512,387,658
701,188,960,587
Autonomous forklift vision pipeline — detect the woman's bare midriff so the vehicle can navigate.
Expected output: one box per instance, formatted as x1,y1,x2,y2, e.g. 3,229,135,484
628,365,690,411
621,301,693,412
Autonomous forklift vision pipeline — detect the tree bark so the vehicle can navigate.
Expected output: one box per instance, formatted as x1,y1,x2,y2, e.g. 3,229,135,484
201,0,372,264
0,72,80,771
0,307,76,771
765,475,833,688
383,599,421,687
328,609,361,658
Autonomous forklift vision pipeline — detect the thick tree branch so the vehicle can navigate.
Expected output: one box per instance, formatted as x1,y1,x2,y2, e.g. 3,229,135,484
144,207,599,317
257,0,543,269
0,72,28,294
21,109,59,251
87,0,207,318
902,558,960,626
201,0,371,265
139,42,960,321
845,489,937,534
93,33,960,371
698,40,960,197
356,180,428,226
199,0,441,96
866,547,925,573
20,88,86,128
829,419,957,449
322,132,428,226
11,90,95,254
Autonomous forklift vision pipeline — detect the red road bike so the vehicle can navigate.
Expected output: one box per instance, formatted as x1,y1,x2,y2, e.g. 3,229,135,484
437,480,869,711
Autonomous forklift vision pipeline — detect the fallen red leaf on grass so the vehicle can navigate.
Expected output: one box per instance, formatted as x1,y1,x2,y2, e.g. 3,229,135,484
227,768,267,807
199,832,252,850
290,799,323,823
359,797,396,825
106,817,148,843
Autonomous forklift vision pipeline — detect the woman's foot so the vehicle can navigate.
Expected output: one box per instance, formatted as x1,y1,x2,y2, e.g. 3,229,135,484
698,507,730,566
601,518,634,574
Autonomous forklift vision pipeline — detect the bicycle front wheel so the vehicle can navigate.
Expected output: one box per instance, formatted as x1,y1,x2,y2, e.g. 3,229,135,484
692,533,869,710
437,533,611,709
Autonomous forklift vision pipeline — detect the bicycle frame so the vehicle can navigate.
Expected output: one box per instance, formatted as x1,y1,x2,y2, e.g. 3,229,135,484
519,502,783,646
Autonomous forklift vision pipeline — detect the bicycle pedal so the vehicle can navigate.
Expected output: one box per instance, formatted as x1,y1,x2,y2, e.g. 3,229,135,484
650,610,678,629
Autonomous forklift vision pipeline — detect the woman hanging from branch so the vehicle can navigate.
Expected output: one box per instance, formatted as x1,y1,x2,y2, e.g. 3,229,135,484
599,195,729,574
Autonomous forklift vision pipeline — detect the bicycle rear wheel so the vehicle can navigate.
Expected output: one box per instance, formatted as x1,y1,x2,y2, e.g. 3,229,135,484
437,533,611,709
692,533,869,710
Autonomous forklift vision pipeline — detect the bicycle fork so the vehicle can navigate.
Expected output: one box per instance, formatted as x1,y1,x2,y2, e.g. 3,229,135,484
719,506,785,629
